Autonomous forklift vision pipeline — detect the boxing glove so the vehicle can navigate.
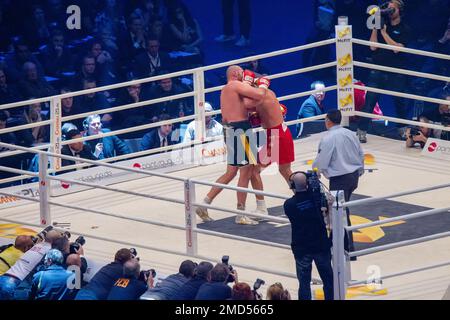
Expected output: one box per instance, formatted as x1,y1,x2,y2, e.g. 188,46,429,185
256,77,270,89
279,103,287,117
243,70,256,85
249,112,262,128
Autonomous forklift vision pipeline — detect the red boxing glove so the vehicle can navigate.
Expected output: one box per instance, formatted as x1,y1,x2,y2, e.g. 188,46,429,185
279,103,287,117
243,70,256,85
249,112,262,128
257,77,270,89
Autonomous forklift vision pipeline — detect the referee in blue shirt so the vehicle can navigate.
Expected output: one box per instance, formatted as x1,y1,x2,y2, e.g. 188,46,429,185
313,109,364,256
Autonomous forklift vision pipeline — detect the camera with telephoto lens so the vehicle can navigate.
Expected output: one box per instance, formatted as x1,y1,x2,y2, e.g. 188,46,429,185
408,127,421,139
222,255,235,283
252,278,265,300
32,226,54,244
69,236,86,254
139,268,157,282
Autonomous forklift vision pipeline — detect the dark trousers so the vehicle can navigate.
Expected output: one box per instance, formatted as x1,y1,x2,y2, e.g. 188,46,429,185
329,170,359,256
294,251,334,300
222,0,251,38
358,70,408,131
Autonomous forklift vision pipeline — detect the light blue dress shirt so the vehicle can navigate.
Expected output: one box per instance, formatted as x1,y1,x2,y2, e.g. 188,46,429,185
312,125,365,179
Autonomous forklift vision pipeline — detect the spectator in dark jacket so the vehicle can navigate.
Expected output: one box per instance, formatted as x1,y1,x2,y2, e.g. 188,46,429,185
4,40,45,83
140,114,175,151
60,87,83,130
173,261,214,300
75,248,134,300
118,15,147,66
18,62,57,99
142,260,196,300
60,129,96,168
195,263,233,300
148,74,193,119
71,55,101,91
0,68,23,113
83,114,130,160
39,29,74,78
133,37,173,79
111,82,151,132
73,79,110,113
28,128,95,178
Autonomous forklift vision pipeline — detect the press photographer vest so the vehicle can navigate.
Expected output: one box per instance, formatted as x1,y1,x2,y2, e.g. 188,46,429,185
0,245,22,275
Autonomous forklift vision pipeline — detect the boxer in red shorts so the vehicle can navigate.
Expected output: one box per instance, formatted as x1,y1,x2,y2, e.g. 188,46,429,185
245,77,295,215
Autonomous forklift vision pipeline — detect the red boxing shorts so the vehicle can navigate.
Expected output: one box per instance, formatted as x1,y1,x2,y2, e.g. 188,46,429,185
259,122,295,166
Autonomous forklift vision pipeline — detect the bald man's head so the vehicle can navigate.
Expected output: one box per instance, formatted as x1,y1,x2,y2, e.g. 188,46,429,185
15,235,34,253
66,254,82,268
290,172,308,192
45,230,63,244
226,65,243,82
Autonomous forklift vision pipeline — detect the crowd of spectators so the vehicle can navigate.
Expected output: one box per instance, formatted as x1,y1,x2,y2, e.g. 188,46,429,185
0,233,293,300
0,0,211,184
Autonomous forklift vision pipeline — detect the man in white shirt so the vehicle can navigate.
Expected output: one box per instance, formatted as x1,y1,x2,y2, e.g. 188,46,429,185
313,109,364,258
182,102,223,143
0,229,62,300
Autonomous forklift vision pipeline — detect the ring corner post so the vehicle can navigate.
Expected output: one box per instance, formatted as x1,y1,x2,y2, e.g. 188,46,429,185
332,190,347,300
335,18,355,127
184,179,198,256
38,153,51,226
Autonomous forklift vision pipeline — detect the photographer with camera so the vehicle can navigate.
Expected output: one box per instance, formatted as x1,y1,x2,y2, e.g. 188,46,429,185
107,259,153,300
357,0,410,143
29,249,74,300
52,234,88,273
75,248,135,300
405,115,435,149
231,282,254,300
0,227,62,300
283,172,334,300
0,236,35,276
266,282,291,300
141,260,196,300
195,263,234,300
173,261,214,300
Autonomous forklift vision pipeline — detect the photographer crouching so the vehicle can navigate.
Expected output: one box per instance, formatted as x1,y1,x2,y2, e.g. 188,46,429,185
283,172,333,300
405,115,435,149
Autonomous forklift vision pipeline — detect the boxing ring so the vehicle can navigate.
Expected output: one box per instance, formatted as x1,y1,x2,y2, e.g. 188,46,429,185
0,22,450,299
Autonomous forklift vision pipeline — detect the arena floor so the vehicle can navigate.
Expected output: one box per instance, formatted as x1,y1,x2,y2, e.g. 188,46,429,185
1,132,450,300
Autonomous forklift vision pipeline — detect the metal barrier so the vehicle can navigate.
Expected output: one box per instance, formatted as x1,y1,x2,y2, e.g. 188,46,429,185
1,21,450,298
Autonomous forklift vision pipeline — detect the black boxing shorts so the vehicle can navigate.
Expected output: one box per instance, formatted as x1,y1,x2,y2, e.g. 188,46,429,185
223,120,258,167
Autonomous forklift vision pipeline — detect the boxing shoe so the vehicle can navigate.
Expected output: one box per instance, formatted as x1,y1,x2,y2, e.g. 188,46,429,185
357,129,367,143
215,34,236,42
235,215,259,225
196,206,214,222
251,209,269,222
235,35,250,47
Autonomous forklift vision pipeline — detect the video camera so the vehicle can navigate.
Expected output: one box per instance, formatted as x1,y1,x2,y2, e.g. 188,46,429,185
222,255,235,283
304,170,329,215
252,278,265,300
